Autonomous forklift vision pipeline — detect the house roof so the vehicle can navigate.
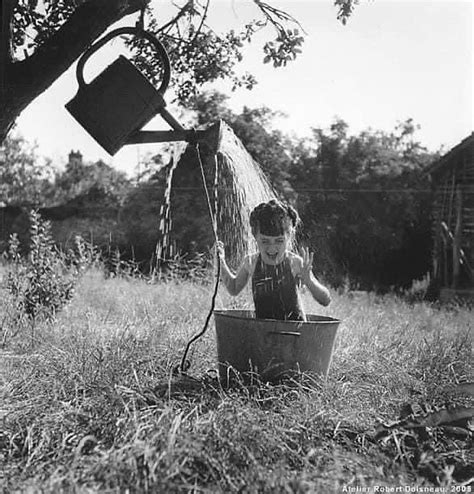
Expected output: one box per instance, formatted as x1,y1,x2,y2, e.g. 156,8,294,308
426,132,474,176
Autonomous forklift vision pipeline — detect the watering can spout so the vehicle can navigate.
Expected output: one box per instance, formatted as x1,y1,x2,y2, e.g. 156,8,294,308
66,26,197,155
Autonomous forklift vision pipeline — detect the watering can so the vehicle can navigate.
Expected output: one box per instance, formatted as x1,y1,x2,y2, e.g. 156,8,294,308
66,26,187,155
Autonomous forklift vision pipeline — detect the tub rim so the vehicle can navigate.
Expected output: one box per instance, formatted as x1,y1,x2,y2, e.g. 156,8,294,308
213,309,341,325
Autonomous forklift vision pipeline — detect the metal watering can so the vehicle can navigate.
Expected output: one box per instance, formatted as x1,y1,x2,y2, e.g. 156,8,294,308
66,26,185,155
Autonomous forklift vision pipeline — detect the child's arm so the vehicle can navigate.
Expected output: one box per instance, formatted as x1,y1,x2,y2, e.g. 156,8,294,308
216,241,251,296
298,247,331,306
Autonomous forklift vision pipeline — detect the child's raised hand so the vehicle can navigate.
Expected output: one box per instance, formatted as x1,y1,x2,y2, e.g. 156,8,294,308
215,240,226,260
299,246,314,284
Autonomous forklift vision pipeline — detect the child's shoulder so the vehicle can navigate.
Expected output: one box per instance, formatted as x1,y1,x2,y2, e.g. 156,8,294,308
287,251,303,264
287,251,302,261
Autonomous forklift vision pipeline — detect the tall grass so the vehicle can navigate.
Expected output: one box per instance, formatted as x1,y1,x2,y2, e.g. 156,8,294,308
1,270,472,492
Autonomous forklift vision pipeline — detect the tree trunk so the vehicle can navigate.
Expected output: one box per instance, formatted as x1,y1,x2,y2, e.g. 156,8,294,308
0,0,148,143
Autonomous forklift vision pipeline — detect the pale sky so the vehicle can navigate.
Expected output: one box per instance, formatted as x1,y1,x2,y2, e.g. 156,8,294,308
15,0,473,176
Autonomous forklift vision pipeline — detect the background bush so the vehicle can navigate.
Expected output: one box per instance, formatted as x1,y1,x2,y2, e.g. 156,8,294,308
7,210,81,320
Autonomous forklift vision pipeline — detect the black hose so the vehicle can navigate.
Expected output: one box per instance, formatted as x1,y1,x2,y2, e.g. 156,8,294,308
179,256,220,373
178,143,220,374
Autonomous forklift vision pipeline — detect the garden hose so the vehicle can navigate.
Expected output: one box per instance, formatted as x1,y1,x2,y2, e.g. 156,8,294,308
178,142,220,374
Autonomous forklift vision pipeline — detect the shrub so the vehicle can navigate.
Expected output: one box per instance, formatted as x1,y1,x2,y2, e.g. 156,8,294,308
104,246,142,278
69,233,102,273
6,210,80,320
155,249,212,282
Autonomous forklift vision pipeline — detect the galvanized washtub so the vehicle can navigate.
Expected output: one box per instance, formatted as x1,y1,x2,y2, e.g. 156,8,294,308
214,310,340,383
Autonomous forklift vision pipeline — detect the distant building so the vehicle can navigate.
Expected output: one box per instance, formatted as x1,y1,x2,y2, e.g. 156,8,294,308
67,150,83,169
427,133,473,302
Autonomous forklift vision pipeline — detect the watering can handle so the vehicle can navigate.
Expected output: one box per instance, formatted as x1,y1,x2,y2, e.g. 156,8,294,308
76,26,171,95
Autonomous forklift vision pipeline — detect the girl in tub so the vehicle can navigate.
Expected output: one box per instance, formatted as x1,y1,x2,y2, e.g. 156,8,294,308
216,199,331,321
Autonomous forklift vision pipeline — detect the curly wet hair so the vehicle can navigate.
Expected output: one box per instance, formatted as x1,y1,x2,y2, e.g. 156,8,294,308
249,199,300,236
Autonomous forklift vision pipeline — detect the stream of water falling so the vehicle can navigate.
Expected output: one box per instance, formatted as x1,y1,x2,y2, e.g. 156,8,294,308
156,121,276,269
214,122,276,266
156,141,189,262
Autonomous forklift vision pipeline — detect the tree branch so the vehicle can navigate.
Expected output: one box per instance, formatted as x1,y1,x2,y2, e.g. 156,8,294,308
155,1,193,35
1,0,17,137
0,0,16,65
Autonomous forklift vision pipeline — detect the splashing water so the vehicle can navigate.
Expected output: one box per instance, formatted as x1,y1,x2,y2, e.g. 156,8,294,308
156,120,276,269
214,122,276,266
156,142,189,261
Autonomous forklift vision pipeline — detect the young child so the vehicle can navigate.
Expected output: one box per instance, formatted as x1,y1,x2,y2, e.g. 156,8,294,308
217,199,331,321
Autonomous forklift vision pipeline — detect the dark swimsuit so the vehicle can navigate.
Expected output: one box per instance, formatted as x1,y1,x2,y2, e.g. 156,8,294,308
251,254,305,321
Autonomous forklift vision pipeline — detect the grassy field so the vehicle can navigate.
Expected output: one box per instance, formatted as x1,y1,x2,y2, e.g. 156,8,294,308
0,267,472,493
